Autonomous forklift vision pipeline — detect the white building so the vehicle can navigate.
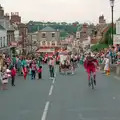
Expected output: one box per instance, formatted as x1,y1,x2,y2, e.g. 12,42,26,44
116,18,120,35
82,36,91,49
0,17,10,30
0,25,7,49
113,18,120,45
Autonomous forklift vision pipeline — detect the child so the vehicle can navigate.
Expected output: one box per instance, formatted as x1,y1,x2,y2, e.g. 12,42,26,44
11,66,16,86
31,62,37,80
38,66,42,79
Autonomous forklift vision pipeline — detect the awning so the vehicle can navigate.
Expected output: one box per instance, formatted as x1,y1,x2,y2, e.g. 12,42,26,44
36,48,55,53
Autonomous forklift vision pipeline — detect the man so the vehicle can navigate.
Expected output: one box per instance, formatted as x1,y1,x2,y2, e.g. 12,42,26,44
84,53,99,86
48,57,55,79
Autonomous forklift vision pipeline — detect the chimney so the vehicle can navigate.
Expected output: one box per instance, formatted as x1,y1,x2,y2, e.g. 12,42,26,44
4,13,10,20
0,4,4,17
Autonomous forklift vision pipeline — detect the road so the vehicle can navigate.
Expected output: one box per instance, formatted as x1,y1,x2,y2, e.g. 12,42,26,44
0,65,120,120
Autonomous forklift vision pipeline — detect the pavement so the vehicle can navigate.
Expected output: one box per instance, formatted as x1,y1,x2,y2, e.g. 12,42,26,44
0,65,120,120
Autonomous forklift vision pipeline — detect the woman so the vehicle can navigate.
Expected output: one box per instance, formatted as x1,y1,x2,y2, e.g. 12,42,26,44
104,56,110,75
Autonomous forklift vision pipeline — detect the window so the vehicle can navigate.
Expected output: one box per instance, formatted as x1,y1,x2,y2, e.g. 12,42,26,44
42,41,46,46
0,37,1,48
47,41,50,46
51,41,55,46
42,33,46,38
52,33,55,37
34,41,36,44
3,37,5,47
1,37,2,47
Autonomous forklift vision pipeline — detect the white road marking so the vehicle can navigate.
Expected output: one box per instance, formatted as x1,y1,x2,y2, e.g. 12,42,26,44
52,78,55,84
41,101,50,120
54,65,58,77
49,85,54,96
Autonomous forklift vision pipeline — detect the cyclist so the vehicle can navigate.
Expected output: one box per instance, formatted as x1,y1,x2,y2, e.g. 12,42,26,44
84,52,99,86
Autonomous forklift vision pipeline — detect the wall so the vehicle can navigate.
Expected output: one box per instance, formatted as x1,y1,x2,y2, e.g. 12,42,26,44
14,30,20,41
0,18,10,30
38,31,60,42
0,29,7,48
116,20,120,35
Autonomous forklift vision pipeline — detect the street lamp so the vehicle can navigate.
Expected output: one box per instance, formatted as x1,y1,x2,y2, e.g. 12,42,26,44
110,0,115,45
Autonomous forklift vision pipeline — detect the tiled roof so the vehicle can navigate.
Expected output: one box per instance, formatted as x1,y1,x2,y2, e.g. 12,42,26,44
40,26,56,32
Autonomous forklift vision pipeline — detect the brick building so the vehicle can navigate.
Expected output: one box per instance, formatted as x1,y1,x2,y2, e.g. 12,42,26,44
10,12,21,25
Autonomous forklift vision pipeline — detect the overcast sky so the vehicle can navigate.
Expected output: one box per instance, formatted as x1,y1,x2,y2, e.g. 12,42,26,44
1,0,120,23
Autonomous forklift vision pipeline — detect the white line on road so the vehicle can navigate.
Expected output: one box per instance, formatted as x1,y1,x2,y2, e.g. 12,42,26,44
52,78,55,84
41,101,50,120
49,85,54,96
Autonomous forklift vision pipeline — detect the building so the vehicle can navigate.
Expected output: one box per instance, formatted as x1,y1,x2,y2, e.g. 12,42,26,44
27,32,38,54
99,15,106,24
18,23,28,54
0,25,7,51
116,18,120,35
36,26,60,54
38,26,60,42
113,18,120,45
0,5,16,55
0,4,4,18
10,12,21,25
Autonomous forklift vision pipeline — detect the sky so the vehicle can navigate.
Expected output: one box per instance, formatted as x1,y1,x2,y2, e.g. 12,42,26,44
1,0,120,24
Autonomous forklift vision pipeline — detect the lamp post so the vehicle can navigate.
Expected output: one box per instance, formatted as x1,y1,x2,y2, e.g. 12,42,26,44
110,0,115,45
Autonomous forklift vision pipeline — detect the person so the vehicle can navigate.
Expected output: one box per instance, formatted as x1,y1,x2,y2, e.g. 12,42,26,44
104,56,110,76
1,68,8,90
84,53,99,86
37,66,42,79
31,61,37,80
22,65,28,80
11,65,16,86
48,57,55,79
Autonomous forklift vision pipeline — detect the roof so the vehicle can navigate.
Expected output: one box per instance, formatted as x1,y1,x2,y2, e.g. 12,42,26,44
0,25,5,30
40,26,56,32
117,18,120,21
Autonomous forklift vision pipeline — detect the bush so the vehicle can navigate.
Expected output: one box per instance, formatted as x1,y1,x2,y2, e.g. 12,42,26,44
91,44,109,51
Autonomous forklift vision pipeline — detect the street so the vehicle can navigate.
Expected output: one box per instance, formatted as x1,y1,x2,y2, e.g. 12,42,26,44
0,65,120,120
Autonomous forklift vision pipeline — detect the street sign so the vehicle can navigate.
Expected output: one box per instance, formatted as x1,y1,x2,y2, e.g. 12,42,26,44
113,35,120,44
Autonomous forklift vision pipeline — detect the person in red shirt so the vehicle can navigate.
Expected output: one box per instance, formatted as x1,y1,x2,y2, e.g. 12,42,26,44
22,65,28,80
11,66,16,86
84,53,99,86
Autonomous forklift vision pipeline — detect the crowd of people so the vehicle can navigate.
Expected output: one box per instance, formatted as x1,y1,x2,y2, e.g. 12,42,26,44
0,55,45,90
0,45,120,90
